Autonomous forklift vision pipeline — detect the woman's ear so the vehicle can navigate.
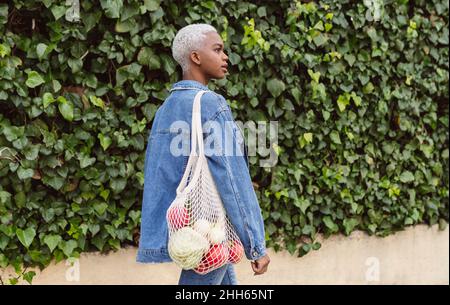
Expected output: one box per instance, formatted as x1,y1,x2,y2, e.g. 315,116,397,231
190,51,201,66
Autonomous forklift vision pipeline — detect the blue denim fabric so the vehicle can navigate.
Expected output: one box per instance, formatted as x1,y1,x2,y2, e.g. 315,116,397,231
178,263,238,285
136,79,267,264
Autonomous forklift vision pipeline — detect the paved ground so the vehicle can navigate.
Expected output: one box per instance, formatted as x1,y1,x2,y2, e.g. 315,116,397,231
1,224,448,284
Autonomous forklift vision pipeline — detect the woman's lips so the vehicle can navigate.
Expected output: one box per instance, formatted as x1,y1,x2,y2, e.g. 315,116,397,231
221,66,228,72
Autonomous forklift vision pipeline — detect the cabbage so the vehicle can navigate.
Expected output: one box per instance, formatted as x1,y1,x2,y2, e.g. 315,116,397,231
168,227,209,269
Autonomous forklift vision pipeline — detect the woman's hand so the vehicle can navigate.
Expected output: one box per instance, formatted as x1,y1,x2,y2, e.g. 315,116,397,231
251,254,270,275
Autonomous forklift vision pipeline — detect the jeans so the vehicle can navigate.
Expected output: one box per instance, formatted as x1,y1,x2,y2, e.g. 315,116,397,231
178,263,238,285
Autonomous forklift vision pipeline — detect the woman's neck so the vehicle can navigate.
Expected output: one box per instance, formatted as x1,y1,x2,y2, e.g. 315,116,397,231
182,70,209,86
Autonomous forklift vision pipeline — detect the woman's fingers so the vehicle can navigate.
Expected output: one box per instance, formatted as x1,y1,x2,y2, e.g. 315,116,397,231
251,255,270,275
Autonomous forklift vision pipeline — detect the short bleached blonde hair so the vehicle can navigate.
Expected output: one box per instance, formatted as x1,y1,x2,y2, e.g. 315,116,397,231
171,23,217,73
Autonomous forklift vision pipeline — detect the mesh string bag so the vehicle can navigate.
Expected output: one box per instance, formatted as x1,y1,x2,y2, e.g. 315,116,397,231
166,90,244,275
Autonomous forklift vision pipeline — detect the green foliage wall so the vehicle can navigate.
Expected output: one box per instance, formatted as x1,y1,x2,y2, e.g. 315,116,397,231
0,0,448,283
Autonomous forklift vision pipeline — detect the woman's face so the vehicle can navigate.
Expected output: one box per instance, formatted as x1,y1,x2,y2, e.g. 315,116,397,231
195,31,229,79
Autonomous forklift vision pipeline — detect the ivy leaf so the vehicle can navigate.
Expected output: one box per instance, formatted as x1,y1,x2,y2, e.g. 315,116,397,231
400,171,415,183
14,191,26,209
351,92,362,106
36,43,48,60
116,63,142,86
85,74,98,88
0,43,10,58
0,191,11,205
312,242,321,250
115,19,136,33
293,197,311,214
343,218,359,236
267,78,285,98
322,216,339,232
290,87,301,103
17,167,34,180
129,210,141,223
110,178,127,194
67,58,83,73
89,224,100,236
79,152,96,168
136,172,144,186
42,175,65,190
98,133,112,151
58,100,74,121
307,69,321,83
108,239,121,250
257,6,267,17
82,11,102,32
0,5,9,23
43,235,62,252
313,33,328,47
344,54,356,66
420,144,433,158
93,202,108,215
366,27,379,42
151,8,165,24
303,133,313,143
1,137,15,152
16,227,36,248
52,80,61,92
228,52,241,66
363,82,374,94
25,71,45,88
120,2,140,21
50,5,66,20
313,21,324,31
100,0,123,19
43,93,55,108
337,93,350,112
330,130,341,144
89,96,105,110
59,239,78,257
302,225,314,235
137,47,161,70
160,54,176,76
100,189,110,201
143,0,161,12
23,271,37,284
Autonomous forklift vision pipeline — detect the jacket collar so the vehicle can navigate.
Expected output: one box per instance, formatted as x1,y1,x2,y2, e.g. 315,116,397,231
170,79,210,92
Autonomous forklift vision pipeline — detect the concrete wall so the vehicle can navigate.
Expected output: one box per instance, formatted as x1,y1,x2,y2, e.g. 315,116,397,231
1,224,448,285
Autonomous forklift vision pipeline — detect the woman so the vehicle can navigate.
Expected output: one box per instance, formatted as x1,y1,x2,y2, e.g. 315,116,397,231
136,23,270,285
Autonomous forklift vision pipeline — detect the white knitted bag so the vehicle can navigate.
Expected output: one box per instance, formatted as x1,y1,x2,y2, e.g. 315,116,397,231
166,90,244,275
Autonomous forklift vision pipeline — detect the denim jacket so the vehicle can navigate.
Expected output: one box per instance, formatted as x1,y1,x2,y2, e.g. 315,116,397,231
136,80,267,264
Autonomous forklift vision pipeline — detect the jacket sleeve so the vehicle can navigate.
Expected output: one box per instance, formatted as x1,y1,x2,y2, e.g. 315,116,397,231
201,95,267,261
